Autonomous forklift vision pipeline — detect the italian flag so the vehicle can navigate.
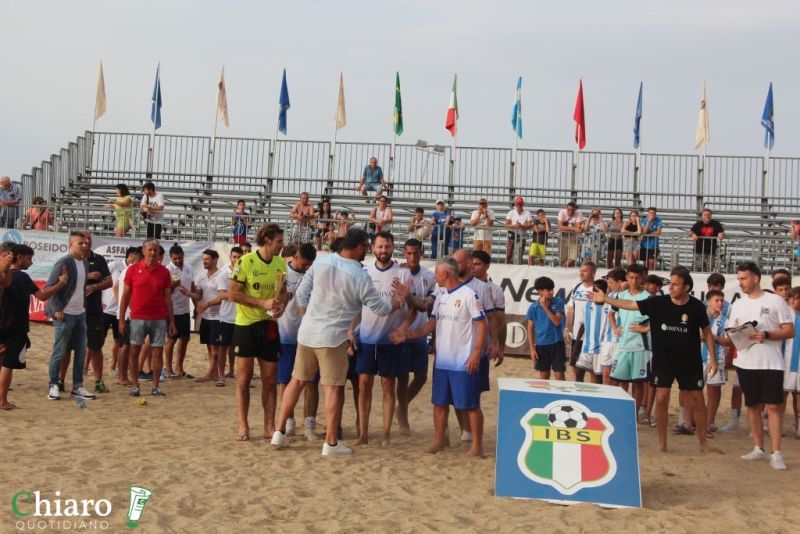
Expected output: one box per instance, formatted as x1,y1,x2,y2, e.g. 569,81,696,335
445,74,458,137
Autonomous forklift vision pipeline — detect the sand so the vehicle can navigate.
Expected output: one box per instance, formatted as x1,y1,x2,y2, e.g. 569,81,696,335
1,322,798,533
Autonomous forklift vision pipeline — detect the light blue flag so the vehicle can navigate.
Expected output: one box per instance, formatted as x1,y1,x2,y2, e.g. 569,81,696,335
510,77,522,139
151,64,162,130
633,82,643,149
761,82,774,150
278,69,290,135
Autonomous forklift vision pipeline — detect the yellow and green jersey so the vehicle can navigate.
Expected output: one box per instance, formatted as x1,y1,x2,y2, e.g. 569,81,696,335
231,251,286,326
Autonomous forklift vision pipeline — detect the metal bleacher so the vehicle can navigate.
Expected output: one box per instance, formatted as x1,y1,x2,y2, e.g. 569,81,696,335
17,130,800,273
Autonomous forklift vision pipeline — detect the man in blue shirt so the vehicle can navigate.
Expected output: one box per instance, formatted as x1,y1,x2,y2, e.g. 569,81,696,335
526,277,566,380
639,206,663,271
357,157,386,202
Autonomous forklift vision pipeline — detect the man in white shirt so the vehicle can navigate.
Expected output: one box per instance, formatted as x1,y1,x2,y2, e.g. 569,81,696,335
216,246,243,379
566,262,597,382
718,262,794,470
504,196,532,264
140,181,165,239
102,246,137,382
557,201,585,267
113,247,142,386
470,198,495,253
193,249,223,385
164,244,195,379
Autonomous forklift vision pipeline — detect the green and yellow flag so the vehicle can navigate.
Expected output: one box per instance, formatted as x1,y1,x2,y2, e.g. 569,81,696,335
393,72,403,136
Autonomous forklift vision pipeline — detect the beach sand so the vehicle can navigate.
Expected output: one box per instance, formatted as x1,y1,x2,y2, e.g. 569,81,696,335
2,322,798,533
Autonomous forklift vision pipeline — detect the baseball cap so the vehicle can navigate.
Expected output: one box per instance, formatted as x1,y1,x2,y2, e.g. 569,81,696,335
435,199,445,205
514,196,524,204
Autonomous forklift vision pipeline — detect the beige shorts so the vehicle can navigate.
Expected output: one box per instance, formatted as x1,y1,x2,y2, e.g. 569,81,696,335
294,341,350,386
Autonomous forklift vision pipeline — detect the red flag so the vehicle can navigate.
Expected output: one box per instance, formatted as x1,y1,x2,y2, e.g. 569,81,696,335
573,80,586,149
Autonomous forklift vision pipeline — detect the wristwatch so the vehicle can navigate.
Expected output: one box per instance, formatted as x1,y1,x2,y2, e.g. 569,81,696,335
764,331,770,340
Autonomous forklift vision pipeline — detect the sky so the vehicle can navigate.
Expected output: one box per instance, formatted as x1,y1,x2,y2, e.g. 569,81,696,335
1,0,799,180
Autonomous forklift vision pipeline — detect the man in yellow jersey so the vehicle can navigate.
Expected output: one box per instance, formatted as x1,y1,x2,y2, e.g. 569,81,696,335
229,223,288,442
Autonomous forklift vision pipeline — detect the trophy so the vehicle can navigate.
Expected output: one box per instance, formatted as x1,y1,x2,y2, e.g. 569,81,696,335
266,270,286,318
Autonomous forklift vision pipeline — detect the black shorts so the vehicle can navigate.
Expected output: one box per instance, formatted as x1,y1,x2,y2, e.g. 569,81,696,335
199,319,221,346
737,368,784,406
652,365,704,391
233,320,280,362
1,336,30,370
103,313,120,342
535,342,566,373
216,322,234,347
86,314,107,351
169,314,191,340
639,247,659,262
607,239,622,252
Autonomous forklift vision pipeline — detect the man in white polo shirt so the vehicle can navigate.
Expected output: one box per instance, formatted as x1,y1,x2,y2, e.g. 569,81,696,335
719,262,794,470
216,246,243,378
503,196,532,264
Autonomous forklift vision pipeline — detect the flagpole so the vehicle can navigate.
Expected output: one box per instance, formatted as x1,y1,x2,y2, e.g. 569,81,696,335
390,132,396,184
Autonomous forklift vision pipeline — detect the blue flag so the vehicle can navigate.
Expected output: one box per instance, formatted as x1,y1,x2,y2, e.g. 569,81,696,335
761,82,774,150
150,64,162,130
633,82,643,149
278,69,290,135
510,77,522,139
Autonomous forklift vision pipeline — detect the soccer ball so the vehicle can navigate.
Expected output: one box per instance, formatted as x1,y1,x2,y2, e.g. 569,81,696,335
547,404,588,429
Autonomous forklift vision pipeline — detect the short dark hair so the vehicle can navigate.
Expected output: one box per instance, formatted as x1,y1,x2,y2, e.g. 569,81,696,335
404,238,422,251
582,261,597,272
242,241,252,249
670,266,694,291
230,246,243,256
255,223,284,246
237,199,245,205
471,250,491,265
534,276,555,291
158,245,165,256
341,228,370,250
626,264,647,276
706,273,725,287
68,230,84,239
593,279,608,293
12,243,34,261
536,209,545,215
772,268,791,280
737,261,762,279
332,237,344,253
297,243,317,262
647,206,657,212
125,246,140,259
566,201,577,208
772,277,791,290
373,231,394,244
143,181,156,192
645,274,665,286
202,249,219,260
415,207,424,214
706,289,725,300
281,244,298,258
169,243,184,256
789,286,800,299
606,268,627,282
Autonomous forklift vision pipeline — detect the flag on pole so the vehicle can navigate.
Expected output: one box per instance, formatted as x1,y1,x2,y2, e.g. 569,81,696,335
445,75,458,137
94,60,107,122
335,72,347,130
216,67,229,128
393,72,403,136
633,82,643,149
694,82,710,150
278,68,290,135
761,82,775,150
511,76,523,139
151,64,162,130
573,80,586,149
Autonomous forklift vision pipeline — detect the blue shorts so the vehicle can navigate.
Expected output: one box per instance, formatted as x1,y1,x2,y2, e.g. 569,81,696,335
363,181,382,192
347,350,358,381
401,341,429,374
480,356,490,392
279,343,319,385
129,319,167,347
611,350,651,382
356,343,402,377
432,368,481,410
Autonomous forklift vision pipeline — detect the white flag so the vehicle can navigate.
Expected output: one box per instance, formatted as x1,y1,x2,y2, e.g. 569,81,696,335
217,67,229,128
94,60,106,121
694,81,709,150
335,72,346,130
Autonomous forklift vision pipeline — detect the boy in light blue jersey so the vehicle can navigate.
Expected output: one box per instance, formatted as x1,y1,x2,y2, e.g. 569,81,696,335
599,268,627,385
781,285,800,439
576,279,607,383
702,290,728,432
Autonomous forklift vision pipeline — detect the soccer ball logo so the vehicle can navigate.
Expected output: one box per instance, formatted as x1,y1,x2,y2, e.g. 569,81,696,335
547,403,588,429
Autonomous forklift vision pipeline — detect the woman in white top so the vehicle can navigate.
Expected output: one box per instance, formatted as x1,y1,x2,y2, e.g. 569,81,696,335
621,210,642,267
368,196,393,236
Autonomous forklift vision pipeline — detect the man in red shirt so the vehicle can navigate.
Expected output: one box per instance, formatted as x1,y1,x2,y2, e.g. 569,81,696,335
118,239,176,397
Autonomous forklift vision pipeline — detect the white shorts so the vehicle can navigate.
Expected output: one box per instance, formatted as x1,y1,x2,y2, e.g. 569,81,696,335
784,370,800,393
730,368,740,388
704,363,727,386
599,341,617,368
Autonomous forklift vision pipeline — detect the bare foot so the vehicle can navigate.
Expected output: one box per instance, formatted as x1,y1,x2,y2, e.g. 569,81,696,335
397,423,411,436
264,425,275,440
234,430,250,442
116,380,132,386
444,433,451,448
381,431,391,449
195,375,212,383
426,442,446,454
351,436,369,447
0,402,16,410
466,448,485,458
658,444,667,452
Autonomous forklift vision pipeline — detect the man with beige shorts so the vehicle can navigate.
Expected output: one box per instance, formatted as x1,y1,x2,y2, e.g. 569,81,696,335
272,228,401,456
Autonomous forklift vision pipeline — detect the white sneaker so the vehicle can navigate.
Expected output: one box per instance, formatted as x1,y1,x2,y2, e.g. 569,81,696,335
741,446,767,461
770,451,787,470
48,384,60,400
286,418,296,436
461,431,473,443
70,387,96,400
271,430,288,448
305,429,321,442
321,442,353,456
718,419,739,433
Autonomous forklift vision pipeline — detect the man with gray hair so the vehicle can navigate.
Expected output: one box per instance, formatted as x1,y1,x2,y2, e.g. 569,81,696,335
0,177,22,229
391,256,488,457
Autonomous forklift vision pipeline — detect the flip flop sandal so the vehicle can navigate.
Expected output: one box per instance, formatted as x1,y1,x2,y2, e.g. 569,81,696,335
215,380,225,387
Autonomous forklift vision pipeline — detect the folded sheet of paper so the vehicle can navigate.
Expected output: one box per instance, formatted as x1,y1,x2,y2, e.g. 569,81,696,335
724,322,759,351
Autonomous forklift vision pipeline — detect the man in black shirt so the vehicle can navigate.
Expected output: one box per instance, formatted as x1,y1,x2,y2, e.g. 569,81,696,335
689,208,725,272
594,266,717,452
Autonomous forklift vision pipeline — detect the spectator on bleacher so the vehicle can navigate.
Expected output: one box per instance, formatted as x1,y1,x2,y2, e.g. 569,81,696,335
357,157,387,202
139,182,165,239
241,242,252,255
336,211,354,239
556,201,584,267
0,177,22,229
232,199,250,245
449,215,463,250
622,210,642,266
470,198,496,252
408,207,430,242
690,208,726,272
367,196,393,240
581,208,607,264
23,196,54,231
430,199,454,259
640,206,663,271
107,184,133,237
529,209,551,266
504,196,533,264
315,198,335,251
289,192,316,245
792,219,800,260
607,208,624,269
